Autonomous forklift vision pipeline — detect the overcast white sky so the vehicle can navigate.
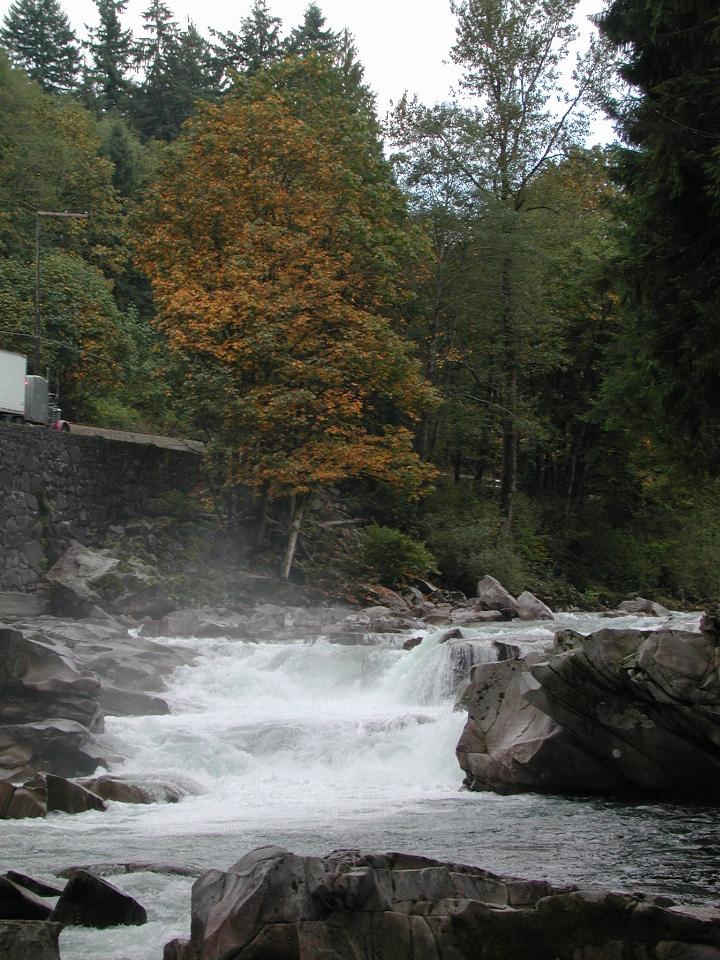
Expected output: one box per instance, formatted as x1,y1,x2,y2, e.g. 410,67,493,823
1,0,615,140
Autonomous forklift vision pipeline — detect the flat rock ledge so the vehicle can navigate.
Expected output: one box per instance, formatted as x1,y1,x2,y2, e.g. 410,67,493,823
457,624,720,797
163,846,720,960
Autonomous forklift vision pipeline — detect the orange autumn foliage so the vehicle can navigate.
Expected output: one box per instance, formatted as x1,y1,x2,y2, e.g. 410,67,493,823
136,57,436,500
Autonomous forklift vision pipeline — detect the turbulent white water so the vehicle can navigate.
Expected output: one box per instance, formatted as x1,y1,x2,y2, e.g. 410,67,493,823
2,610,717,960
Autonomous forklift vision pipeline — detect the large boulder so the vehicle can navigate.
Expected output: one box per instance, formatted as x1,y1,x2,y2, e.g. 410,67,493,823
515,591,554,621
0,627,101,730
0,616,191,781
51,869,147,928
0,921,62,960
45,542,169,619
619,597,671,617
170,846,720,960
475,576,518,617
0,719,105,783
2,782,47,818
43,773,106,814
457,626,720,797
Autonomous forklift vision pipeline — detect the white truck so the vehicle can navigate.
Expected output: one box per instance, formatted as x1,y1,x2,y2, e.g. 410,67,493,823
0,349,69,430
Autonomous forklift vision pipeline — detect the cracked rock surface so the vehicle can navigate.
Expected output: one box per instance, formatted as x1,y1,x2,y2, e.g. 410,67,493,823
457,624,720,796
163,846,720,960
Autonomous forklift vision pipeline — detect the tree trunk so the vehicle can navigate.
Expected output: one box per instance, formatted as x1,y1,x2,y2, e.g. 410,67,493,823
253,487,269,549
500,397,518,527
453,449,462,483
498,245,517,529
281,495,305,580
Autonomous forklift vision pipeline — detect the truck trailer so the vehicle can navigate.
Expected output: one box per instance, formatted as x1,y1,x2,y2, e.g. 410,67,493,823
0,349,69,430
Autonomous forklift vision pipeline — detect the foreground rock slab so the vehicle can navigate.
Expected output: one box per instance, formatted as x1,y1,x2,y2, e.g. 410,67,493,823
51,869,147,928
457,624,720,796
164,846,720,960
0,920,62,960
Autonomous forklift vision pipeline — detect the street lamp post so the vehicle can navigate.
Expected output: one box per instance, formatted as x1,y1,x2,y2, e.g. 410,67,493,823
34,210,89,375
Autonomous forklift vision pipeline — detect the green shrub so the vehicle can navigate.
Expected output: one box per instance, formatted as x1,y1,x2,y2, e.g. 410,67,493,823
84,395,147,431
422,485,551,596
360,524,438,588
427,519,530,596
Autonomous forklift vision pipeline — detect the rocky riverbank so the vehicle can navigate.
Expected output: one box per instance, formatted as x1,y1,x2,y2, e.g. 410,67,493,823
0,587,717,959
163,845,720,960
456,610,720,797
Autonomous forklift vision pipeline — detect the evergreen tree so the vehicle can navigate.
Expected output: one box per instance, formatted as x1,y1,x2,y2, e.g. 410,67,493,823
164,22,222,127
213,0,282,82
599,0,720,463
285,3,339,58
84,0,133,113
130,0,178,138
0,0,80,93
132,4,221,140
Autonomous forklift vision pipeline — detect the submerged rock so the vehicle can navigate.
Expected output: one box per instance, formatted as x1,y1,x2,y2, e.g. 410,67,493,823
51,869,147,928
57,862,203,879
619,597,671,617
168,846,720,960
457,625,720,797
77,774,185,804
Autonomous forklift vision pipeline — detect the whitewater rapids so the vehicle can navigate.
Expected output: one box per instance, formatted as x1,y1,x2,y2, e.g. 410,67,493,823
1,610,716,960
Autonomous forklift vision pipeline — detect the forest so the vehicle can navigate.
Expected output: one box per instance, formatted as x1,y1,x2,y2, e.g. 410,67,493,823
1,0,719,605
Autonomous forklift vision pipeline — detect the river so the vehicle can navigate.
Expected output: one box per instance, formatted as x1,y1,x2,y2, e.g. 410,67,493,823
2,610,717,959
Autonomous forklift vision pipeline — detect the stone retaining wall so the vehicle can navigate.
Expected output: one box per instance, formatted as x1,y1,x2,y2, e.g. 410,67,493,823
0,423,202,592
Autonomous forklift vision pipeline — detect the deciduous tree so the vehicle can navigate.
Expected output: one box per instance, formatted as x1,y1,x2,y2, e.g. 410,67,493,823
136,57,435,576
392,0,607,524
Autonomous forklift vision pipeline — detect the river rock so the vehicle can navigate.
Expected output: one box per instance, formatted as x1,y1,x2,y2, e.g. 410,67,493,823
45,541,168,619
0,876,53,920
44,773,106,814
515,590,554,621
51,869,147,927
0,718,106,782
76,774,185,804
173,846,720,960
475,576,518,616
0,626,102,730
3,783,47,818
0,921,62,960
3,872,62,898
57,862,203,879
403,636,423,651
619,597,671,617
457,626,720,796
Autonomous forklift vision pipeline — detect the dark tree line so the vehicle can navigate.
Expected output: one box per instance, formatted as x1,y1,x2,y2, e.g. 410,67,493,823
1,0,720,602
0,0,363,140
